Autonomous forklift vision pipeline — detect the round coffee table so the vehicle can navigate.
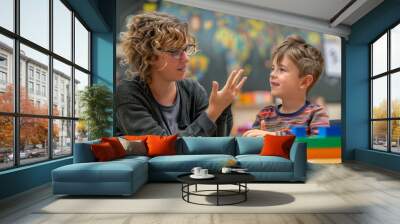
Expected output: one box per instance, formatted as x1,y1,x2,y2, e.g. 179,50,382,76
177,172,255,206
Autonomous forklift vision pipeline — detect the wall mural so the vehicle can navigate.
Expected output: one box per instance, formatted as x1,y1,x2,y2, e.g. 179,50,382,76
115,1,343,162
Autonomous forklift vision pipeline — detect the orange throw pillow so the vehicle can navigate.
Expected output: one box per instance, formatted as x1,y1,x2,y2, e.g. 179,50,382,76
101,137,126,158
124,135,148,141
260,134,296,159
91,142,118,161
146,135,178,157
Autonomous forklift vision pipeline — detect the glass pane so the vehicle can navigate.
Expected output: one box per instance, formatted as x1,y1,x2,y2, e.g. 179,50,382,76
53,59,72,117
75,120,88,143
0,0,14,31
391,72,400,118
20,44,49,115
74,18,89,70
391,120,400,153
372,33,387,76
53,119,72,158
0,116,13,170
391,24,400,70
20,0,49,49
53,0,72,60
20,117,49,165
0,35,14,112
372,77,387,119
372,121,388,151
74,69,89,118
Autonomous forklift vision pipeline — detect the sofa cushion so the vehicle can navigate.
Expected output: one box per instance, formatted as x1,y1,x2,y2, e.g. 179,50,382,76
236,137,263,155
236,155,293,172
53,156,147,182
52,159,146,183
115,155,150,164
148,154,235,172
178,137,236,155
52,158,148,195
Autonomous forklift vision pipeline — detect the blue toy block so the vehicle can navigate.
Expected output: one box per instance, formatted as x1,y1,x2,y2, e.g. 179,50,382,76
290,126,307,137
318,126,341,137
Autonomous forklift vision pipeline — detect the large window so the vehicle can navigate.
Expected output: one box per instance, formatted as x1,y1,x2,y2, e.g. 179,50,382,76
370,23,400,154
0,0,91,171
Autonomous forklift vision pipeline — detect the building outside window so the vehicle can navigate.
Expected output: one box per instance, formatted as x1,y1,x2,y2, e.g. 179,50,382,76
0,71,6,84
42,85,46,97
28,66,34,80
35,83,40,95
41,73,46,83
28,81,34,94
35,70,40,81
0,54,7,67
0,54,7,89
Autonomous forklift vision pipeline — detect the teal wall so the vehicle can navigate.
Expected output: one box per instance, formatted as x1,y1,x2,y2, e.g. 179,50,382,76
0,0,116,200
345,0,400,171
0,158,72,199
92,0,116,135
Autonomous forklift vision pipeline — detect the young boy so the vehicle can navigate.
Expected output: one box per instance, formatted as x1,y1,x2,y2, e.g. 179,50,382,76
243,35,329,137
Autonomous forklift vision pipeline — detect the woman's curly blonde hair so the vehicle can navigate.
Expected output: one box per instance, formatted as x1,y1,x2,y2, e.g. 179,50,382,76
120,12,196,84
271,35,324,92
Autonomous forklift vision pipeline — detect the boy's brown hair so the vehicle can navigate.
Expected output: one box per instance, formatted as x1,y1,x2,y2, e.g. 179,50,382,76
271,35,324,92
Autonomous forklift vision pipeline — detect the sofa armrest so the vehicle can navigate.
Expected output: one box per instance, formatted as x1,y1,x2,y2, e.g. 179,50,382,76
289,142,307,181
73,140,100,163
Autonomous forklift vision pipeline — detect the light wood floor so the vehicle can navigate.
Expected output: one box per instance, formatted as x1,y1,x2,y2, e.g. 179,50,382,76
1,162,400,224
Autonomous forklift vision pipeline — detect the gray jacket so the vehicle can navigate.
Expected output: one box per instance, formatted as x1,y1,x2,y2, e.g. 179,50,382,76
115,76,232,137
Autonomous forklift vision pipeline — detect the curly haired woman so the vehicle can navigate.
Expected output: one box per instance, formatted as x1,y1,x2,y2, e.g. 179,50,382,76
116,12,246,136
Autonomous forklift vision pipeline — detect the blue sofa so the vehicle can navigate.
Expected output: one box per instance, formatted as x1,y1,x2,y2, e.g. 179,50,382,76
52,137,307,196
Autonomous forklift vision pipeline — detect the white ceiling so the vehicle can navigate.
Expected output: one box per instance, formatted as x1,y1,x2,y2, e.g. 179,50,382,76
165,0,384,38
225,0,352,22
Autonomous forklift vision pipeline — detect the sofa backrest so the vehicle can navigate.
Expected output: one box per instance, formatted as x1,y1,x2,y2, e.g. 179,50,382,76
75,136,286,161
177,137,236,155
73,139,100,163
235,137,263,155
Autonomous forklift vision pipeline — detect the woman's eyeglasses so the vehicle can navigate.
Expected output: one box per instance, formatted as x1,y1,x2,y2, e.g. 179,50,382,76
162,44,196,59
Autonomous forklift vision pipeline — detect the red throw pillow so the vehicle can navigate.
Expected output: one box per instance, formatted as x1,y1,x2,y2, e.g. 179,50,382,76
146,135,178,157
260,134,296,159
101,137,126,158
91,142,118,161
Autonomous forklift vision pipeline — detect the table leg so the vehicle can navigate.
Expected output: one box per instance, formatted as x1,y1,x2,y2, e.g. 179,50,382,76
217,184,219,206
245,183,247,201
188,184,190,202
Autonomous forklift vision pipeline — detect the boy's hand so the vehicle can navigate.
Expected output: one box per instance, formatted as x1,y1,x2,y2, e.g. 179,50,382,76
206,69,247,122
242,129,276,137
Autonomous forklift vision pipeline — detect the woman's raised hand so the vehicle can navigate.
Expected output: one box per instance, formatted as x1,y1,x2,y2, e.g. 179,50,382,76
206,69,247,122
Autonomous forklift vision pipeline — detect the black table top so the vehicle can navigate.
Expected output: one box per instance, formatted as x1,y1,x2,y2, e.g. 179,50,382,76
177,172,255,185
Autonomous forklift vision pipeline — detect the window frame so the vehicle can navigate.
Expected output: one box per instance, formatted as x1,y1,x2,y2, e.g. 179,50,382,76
370,20,400,154
0,0,92,171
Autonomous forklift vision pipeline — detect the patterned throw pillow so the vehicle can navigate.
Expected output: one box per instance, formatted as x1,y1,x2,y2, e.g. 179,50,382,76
118,137,147,156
